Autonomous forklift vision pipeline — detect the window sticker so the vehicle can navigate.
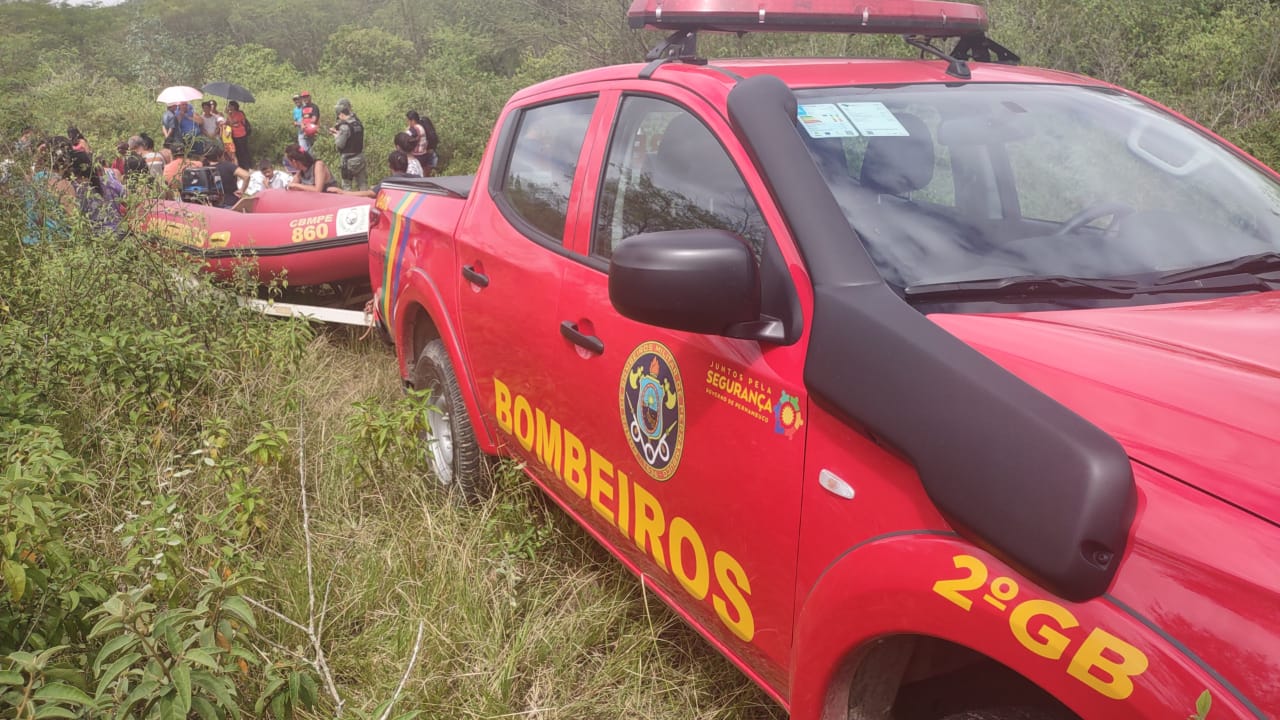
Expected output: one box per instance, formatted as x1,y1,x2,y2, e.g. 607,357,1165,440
796,104,860,138
837,102,909,137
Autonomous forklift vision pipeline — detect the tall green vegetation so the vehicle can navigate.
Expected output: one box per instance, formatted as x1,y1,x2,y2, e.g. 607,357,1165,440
0,185,783,716
0,194,322,716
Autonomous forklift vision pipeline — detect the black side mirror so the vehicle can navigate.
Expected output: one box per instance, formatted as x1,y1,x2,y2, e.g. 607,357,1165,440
609,229,773,339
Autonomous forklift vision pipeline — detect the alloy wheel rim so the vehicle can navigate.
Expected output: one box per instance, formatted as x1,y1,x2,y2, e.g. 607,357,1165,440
426,395,455,485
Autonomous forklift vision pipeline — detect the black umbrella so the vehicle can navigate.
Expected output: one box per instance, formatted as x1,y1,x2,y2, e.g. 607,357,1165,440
201,81,255,103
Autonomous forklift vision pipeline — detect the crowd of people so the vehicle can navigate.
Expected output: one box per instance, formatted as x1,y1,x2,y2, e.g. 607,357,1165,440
161,98,252,169
157,89,439,197
285,90,439,194
7,130,124,243
6,89,441,242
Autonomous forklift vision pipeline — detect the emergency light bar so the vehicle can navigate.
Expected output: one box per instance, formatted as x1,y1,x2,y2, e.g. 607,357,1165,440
626,0,988,37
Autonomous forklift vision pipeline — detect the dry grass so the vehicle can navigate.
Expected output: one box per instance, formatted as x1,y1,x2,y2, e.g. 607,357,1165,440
247,329,787,719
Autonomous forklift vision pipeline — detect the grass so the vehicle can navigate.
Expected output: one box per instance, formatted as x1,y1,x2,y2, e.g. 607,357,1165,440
250,330,788,718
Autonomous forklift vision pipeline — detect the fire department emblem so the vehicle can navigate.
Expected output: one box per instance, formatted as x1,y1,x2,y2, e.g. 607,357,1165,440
620,341,685,481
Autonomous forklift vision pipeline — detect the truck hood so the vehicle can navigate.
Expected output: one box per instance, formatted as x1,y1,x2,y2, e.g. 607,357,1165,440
930,292,1280,525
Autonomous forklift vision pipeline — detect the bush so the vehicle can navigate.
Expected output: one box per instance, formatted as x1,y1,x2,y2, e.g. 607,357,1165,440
204,43,303,95
322,26,416,85
0,196,318,718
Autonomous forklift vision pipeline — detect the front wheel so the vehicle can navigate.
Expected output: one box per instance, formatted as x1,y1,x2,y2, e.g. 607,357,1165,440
410,339,486,501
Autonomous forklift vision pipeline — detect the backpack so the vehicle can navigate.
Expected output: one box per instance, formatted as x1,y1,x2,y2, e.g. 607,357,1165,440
242,116,252,137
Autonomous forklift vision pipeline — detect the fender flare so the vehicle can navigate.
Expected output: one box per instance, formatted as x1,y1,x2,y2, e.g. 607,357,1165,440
392,267,500,454
788,532,1256,720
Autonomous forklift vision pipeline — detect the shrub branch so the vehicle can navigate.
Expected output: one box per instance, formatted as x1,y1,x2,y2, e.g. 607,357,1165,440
296,411,345,715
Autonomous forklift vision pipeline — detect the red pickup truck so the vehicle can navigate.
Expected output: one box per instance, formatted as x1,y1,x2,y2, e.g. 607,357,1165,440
367,1,1280,718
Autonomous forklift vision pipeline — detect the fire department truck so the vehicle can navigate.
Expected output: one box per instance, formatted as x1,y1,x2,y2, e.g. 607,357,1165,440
367,1,1280,717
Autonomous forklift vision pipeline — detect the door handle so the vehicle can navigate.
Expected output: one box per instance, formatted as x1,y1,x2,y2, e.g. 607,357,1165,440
560,321,605,355
461,265,489,287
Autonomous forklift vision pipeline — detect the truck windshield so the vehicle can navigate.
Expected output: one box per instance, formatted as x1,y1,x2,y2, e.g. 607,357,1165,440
794,84,1280,304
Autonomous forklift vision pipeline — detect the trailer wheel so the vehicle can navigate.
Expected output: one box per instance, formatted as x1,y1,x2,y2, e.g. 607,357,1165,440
411,339,486,501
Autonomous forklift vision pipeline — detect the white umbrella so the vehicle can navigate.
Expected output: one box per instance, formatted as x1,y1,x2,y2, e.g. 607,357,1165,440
156,85,204,104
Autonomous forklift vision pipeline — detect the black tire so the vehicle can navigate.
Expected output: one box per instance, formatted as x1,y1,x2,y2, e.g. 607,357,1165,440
938,708,1076,720
410,339,486,501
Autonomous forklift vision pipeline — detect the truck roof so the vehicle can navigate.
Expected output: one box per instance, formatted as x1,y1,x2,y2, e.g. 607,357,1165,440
510,56,1111,106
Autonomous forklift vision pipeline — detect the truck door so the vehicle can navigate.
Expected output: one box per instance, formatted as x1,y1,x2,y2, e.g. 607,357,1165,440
557,94,808,694
454,96,598,450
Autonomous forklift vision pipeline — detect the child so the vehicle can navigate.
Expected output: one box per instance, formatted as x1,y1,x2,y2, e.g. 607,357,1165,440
394,132,423,177
218,117,237,166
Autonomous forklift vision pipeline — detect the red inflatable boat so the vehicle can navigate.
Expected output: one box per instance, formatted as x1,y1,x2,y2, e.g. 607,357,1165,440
142,190,374,287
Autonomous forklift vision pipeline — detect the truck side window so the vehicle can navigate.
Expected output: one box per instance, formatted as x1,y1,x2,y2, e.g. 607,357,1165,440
592,97,771,261
500,98,597,243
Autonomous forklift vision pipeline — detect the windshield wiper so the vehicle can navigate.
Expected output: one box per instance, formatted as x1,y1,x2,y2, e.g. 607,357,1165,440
904,275,1140,302
905,272,1275,303
1157,251,1280,284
